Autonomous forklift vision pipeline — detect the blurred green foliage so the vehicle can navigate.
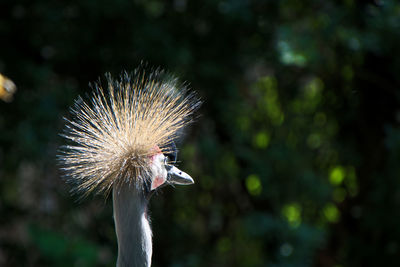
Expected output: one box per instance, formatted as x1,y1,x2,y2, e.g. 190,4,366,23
1,0,400,266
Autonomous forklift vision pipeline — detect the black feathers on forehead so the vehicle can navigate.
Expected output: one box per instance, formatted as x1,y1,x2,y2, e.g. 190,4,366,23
163,141,177,163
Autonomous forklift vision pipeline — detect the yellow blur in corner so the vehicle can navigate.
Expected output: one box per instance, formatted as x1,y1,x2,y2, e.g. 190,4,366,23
0,73,17,102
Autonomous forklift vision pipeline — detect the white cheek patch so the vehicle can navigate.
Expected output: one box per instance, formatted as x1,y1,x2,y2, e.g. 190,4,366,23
150,153,167,190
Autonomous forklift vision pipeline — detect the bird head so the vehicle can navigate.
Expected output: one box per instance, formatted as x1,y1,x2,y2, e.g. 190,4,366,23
149,150,194,192
59,68,201,198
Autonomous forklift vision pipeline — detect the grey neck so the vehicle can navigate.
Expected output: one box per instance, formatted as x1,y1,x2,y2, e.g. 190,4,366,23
113,185,152,267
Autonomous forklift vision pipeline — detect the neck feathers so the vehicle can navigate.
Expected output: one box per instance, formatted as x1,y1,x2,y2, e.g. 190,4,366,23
113,185,152,267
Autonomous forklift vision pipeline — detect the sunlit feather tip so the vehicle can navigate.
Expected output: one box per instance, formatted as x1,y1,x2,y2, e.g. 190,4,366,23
59,68,201,197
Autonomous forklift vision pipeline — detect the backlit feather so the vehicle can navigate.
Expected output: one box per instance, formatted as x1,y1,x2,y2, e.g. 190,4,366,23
59,68,201,197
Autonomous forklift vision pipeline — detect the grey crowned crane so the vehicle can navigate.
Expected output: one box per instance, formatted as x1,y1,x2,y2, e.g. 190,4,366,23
59,67,201,267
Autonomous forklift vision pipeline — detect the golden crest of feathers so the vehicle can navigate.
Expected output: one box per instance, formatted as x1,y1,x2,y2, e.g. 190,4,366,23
59,68,201,197
0,73,17,102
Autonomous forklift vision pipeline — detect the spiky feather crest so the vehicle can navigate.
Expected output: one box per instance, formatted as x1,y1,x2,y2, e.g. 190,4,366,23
59,68,201,197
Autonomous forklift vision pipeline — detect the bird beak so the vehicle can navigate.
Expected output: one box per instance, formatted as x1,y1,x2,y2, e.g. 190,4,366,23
166,165,194,185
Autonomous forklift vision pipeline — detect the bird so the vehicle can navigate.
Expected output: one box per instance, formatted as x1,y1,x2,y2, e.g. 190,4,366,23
58,67,201,267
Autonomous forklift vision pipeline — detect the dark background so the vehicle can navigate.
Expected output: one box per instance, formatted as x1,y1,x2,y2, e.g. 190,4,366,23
1,0,400,266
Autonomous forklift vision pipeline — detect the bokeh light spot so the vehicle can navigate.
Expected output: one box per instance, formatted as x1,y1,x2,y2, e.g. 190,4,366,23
282,203,302,228
254,131,270,149
305,78,323,99
330,166,345,185
278,41,308,67
280,242,293,257
323,203,340,223
307,133,322,149
246,174,262,196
